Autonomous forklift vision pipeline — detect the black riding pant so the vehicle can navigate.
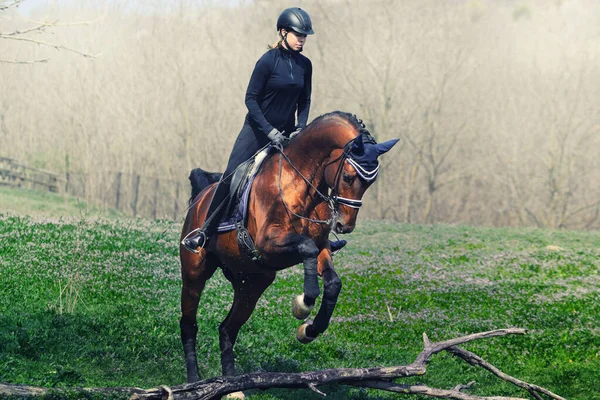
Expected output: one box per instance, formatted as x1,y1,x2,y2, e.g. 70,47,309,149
203,123,270,234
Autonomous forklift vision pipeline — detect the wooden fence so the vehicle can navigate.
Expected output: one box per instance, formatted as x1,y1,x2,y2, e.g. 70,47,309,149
0,157,64,193
0,156,187,220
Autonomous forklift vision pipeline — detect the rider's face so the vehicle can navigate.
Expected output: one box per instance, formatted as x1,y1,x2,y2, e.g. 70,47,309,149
282,29,307,51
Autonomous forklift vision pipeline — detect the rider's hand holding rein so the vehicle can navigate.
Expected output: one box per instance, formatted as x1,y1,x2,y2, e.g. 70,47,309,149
268,128,286,146
289,128,302,139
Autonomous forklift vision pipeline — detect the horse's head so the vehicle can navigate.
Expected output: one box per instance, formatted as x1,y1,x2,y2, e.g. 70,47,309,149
325,132,399,234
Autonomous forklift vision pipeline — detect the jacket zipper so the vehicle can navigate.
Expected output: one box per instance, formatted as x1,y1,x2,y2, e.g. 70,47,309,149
287,57,294,80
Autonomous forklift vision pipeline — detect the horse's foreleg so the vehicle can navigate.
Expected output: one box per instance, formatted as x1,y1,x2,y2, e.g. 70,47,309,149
219,272,276,377
180,253,218,383
297,249,342,344
298,237,321,307
258,233,320,319
258,233,321,319
285,236,321,319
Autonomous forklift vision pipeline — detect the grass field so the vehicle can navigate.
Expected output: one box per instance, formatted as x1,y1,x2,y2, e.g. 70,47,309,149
0,187,125,220
0,188,599,399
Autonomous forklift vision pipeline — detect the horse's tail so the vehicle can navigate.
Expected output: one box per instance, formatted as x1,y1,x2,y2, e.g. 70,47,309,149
189,168,222,205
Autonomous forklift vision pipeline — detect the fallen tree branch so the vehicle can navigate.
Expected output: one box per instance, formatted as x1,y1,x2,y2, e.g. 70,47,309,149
0,328,566,400
0,383,145,398
348,381,525,400
447,346,567,400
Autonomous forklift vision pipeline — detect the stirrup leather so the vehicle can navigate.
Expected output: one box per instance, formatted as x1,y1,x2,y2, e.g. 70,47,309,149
235,221,262,263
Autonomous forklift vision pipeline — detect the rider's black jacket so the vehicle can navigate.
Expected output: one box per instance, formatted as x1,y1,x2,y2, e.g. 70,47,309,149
244,45,312,136
198,45,312,235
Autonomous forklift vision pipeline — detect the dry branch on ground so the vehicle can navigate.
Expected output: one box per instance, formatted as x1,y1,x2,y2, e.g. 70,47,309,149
0,328,566,400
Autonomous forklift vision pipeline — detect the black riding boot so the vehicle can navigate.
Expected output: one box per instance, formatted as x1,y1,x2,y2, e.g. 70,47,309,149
182,180,231,253
181,229,209,253
329,239,347,255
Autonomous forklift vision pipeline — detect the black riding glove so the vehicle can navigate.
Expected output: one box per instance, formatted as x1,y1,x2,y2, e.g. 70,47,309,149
267,128,286,146
289,128,302,139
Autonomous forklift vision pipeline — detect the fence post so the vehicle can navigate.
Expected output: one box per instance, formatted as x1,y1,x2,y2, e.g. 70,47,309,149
152,178,159,220
115,172,122,211
64,154,70,194
132,175,140,217
173,182,180,221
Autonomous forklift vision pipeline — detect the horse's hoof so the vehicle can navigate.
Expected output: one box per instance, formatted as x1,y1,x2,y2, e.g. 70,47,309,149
226,391,245,399
296,321,317,344
292,294,314,320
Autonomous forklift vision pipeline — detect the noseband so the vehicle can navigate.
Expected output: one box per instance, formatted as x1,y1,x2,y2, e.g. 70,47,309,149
326,146,363,211
325,136,380,211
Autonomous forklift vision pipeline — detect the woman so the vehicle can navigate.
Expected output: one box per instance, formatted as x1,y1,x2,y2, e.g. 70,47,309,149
182,7,346,254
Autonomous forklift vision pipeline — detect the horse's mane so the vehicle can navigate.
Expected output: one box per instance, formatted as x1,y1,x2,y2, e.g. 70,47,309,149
305,111,375,143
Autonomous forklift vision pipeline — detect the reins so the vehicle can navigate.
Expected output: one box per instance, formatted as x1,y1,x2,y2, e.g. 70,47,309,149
276,142,337,225
183,133,368,231
274,135,363,226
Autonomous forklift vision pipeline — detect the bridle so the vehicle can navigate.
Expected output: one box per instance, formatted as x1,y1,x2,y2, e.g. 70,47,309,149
324,139,363,210
275,134,379,225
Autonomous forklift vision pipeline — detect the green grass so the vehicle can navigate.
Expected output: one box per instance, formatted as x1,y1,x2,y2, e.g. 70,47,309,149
0,186,126,219
0,188,599,399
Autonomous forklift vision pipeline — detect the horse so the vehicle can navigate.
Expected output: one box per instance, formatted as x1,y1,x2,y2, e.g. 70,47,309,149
179,111,399,393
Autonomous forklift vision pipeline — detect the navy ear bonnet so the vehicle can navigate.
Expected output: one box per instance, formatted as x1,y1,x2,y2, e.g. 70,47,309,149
346,133,399,182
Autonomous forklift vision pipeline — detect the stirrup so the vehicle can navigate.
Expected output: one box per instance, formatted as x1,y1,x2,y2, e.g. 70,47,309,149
181,228,208,254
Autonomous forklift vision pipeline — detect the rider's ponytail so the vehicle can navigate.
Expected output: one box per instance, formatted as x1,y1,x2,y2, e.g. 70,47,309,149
267,41,281,50
268,31,284,50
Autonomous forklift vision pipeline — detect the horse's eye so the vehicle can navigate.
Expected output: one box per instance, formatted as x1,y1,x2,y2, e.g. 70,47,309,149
343,173,354,184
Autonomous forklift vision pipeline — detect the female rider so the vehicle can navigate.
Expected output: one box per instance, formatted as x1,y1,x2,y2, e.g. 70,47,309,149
182,7,345,254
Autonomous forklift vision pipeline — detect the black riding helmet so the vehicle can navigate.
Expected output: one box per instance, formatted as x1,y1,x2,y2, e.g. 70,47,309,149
276,7,314,35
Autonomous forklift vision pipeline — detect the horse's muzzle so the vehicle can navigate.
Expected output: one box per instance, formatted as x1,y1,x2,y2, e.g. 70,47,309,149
334,221,354,234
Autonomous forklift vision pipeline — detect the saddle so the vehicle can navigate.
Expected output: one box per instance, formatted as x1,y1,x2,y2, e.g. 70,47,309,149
216,146,272,233
216,146,274,263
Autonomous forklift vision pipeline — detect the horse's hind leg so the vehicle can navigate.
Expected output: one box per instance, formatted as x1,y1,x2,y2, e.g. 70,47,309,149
180,252,219,383
219,271,276,377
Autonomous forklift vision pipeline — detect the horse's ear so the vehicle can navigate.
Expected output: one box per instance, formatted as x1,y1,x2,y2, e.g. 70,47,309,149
351,134,365,155
375,139,400,156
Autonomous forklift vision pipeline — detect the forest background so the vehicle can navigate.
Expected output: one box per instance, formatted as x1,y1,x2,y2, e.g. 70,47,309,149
2,0,599,229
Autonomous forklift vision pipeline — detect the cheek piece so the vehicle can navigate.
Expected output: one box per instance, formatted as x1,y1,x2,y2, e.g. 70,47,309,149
283,31,302,53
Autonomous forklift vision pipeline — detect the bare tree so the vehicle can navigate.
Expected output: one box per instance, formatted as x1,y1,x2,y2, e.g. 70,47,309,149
489,3,600,229
0,0,98,64
1,0,599,227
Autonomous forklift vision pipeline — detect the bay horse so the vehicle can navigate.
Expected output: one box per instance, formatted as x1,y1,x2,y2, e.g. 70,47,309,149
179,111,398,392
